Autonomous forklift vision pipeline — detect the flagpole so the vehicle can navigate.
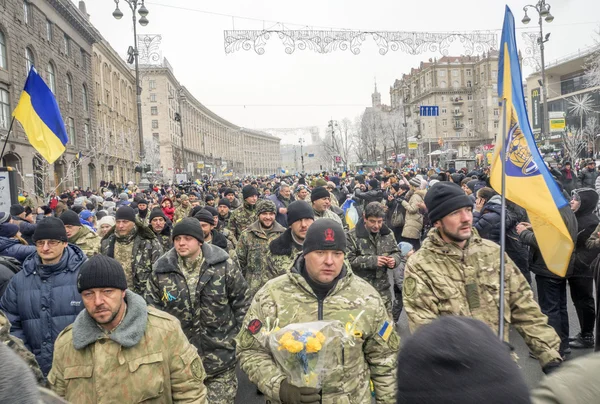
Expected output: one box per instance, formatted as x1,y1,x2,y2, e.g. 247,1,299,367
498,97,508,340
0,116,16,165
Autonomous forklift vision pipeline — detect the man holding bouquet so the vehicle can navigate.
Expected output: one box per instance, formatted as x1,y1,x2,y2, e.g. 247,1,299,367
236,219,399,403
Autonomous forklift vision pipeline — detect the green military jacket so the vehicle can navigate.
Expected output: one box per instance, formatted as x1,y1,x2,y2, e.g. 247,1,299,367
68,226,100,258
237,220,286,298
0,310,44,385
145,244,250,377
173,204,192,224
346,220,401,313
236,256,399,404
403,228,562,367
227,202,257,240
264,228,301,284
48,291,207,403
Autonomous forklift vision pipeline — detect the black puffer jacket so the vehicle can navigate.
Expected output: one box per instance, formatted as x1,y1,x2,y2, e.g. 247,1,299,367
0,256,20,298
473,195,503,243
572,188,600,277
353,188,384,206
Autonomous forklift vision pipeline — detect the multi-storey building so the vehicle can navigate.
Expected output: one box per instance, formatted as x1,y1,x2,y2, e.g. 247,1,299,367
388,52,501,160
0,0,100,193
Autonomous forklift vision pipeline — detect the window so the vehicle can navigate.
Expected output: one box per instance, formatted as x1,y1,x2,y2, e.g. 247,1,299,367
0,31,6,70
492,70,498,79
442,119,447,127
0,89,9,130
84,123,90,148
80,49,87,70
149,80,156,90
440,81,447,89
468,106,473,113
452,81,459,89
468,118,474,125
25,47,34,72
452,69,458,77
443,131,448,137
493,108,499,116
492,83,498,92
151,106,158,115
150,93,156,102
494,121,499,129
466,69,472,76
467,94,473,101
67,117,75,145
82,84,88,111
466,80,472,88
456,132,461,137
46,20,53,42
63,34,71,57
438,70,446,77
493,97,499,106
441,107,447,114
441,95,446,101
66,74,73,103
46,62,56,93
152,120,158,129
23,1,31,25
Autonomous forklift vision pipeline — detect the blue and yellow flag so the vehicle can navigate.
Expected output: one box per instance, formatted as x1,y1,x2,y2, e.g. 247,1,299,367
12,67,68,164
490,7,573,276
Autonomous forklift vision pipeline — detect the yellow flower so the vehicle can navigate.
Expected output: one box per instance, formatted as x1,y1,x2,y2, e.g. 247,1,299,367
278,332,294,344
306,337,322,353
315,332,326,344
280,339,304,353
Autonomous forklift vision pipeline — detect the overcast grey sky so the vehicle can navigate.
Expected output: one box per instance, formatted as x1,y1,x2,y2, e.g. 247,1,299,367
78,0,599,132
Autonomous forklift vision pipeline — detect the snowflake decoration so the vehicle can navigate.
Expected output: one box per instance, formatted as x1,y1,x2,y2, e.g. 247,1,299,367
568,94,596,117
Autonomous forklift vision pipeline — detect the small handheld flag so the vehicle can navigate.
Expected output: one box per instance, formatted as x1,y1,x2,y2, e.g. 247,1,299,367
12,67,68,164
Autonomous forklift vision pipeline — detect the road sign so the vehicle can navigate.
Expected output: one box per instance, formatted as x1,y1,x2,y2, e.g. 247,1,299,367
419,106,439,117
408,142,418,149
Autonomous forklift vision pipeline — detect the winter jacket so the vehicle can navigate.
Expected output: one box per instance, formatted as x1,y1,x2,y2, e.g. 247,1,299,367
401,190,427,240
0,244,87,375
559,167,577,195
11,218,36,246
473,195,504,243
146,245,249,377
68,226,100,258
519,206,578,280
161,198,175,221
0,237,36,263
353,188,384,208
0,257,20,298
264,228,301,283
267,192,294,228
571,189,600,278
505,203,530,276
100,222,163,296
580,167,599,188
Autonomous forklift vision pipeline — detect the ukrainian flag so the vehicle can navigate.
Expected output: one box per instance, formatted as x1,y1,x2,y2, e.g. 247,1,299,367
490,7,573,276
13,67,68,164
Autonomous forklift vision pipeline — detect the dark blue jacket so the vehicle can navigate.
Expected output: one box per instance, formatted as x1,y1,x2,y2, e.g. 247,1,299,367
11,217,36,246
268,192,294,228
0,236,37,263
0,244,86,375
473,196,503,243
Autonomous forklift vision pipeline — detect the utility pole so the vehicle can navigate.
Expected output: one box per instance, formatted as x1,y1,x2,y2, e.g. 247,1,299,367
298,138,305,172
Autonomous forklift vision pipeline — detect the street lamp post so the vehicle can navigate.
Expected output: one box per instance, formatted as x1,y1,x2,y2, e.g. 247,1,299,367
113,0,149,186
522,0,554,143
298,138,305,173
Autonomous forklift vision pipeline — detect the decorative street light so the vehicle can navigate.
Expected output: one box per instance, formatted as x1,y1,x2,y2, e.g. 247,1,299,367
298,138,305,173
522,0,554,143
113,0,149,187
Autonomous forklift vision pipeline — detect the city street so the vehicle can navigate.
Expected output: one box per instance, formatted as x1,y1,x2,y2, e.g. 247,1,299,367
234,279,594,403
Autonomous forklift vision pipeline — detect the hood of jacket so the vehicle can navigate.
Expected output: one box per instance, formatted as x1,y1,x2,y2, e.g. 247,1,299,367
247,219,286,238
483,195,503,215
72,290,148,349
354,218,392,238
575,188,599,217
154,241,230,275
0,237,24,253
21,243,86,277
269,228,295,256
210,229,228,251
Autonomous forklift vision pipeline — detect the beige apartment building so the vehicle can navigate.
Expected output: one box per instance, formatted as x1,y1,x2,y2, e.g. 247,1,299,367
389,51,501,160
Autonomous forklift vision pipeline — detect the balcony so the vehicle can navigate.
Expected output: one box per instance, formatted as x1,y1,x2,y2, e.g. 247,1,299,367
453,112,464,118
454,123,465,129
451,97,464,105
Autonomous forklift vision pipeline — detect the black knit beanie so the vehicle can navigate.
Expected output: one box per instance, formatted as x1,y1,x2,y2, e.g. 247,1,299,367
218,198,231,208
149,208,167,222
32,217,68,243
77,255,128,293
172,217,204,243
205,195,215,202
368,179,379,189
194,209,214,225
424,182,473,224
189,206,204,218
242,185,259,200
303,219,346,255
310,186,330,202
10,204,24,216
204,206,218,217
115,206,136,222
287,200,314,225
60,210,81,227
224,188,235,196
397,316,530,404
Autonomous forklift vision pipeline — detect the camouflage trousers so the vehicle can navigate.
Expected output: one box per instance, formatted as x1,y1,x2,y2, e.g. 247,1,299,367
378,288,393,319
205,367,237,404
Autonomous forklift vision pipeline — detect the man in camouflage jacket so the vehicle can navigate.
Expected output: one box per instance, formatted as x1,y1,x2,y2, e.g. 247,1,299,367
1,310,44,385
146,218,249,404
100,206,163,296
59,210,100,258
237,200,286,298
403,182,563,372
236,219,399,403
346,202,401,315
173,194,192,224
264,200,314,283
227,185,259,240
194,209,238,264
148,208,173,252
49,255,207,403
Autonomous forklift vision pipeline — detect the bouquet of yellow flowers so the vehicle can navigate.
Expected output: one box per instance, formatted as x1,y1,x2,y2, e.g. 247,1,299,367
268,321,346,389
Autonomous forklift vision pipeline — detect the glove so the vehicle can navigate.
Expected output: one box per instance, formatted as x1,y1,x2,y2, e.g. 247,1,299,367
279,379,321,404
542,360,562,375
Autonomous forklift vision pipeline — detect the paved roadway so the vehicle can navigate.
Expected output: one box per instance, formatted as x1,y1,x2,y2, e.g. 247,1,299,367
234,279,593,403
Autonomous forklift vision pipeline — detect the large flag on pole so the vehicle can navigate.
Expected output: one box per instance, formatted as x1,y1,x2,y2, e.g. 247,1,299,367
12,67,68,164
490,6,573,276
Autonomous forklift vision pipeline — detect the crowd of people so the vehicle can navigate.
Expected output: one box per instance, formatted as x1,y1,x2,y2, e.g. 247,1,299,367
1,164,600,403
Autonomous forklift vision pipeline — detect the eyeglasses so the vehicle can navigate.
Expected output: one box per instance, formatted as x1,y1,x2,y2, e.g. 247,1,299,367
35,240,62,247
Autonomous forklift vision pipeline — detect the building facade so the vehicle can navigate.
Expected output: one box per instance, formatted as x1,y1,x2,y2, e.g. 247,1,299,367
0,0,100,194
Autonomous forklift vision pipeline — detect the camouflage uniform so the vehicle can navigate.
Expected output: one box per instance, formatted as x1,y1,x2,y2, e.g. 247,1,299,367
206,229,238,264
68,225,100,258
100,222,164,296
264,228,302,283
145,244,250,404
237,220,286,298
48,291,207,403
403,228,563,367
173,204,192,224
227,202,257,240
313,207,343,226
151,226,173,252
136,212,150,226
236,256,399,403
0,310,44,385
22,196,35,210
346,220,401,315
